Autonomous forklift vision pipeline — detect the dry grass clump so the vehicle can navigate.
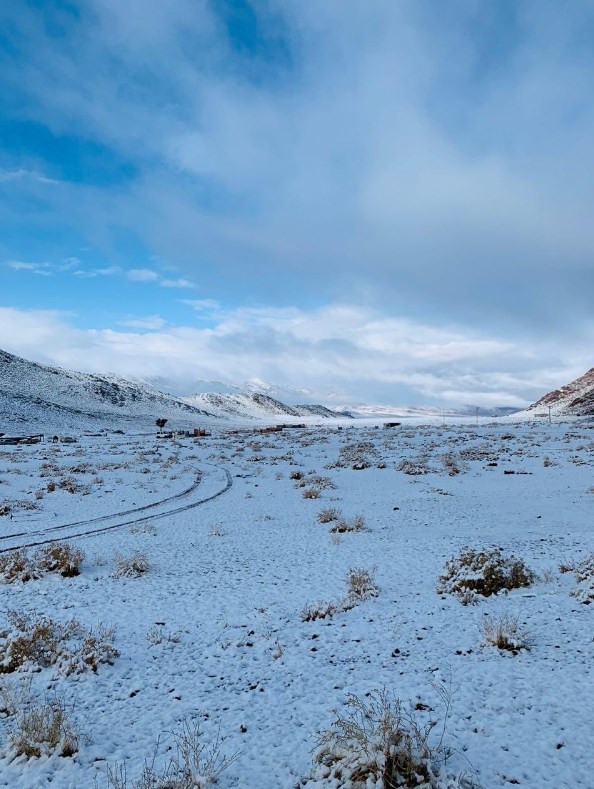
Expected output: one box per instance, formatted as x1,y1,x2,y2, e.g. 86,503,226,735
112,552,150,578
0,549,42,584
304,690,441,788
302,487,322,499
330,515,367,534
317,507,342,524
397,457,432,476
570,554,594,604
438,548,534,598
10,697,79,758
0,611,118,675
481,614,530,653
328,442,379,470
33,542,84,577
301,568,378,622
301,600,346,622
441,453,466,476
106,719,240,789
346,567,379,601
0,542,84,583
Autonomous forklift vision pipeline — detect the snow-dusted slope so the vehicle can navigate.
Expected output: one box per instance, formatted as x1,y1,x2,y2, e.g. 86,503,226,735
0,350,216,431
182,392,348,420
526,368,594,416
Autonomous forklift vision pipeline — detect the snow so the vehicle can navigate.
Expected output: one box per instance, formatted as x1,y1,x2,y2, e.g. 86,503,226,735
0,419,593,788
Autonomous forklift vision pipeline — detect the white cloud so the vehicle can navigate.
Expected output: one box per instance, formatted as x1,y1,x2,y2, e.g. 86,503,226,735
8,261,38,271
0,167,59,185
126,268,160,282
73,266,122,278
160,277,194,288
119,315,167,330
7,260,52,276
1,304,592,408
179,298,220,311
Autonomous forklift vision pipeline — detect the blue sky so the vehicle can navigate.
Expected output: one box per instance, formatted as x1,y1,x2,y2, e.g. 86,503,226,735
1,0,594,406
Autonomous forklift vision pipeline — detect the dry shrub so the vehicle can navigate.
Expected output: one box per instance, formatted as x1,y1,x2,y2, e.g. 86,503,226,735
0,549,41,584
438,548,534,598
10,697,79,758
0,611,118,675
570,554,594,604
308,475,336,490
317,508,342,524
290,470,304,480
106,719,240,788
397,457,432,476
305,690,441,788
441,453,466,476
481,613,530,653
346,567,379,601
112,552,150,578
330,515,367,534
300,599,354,622
302,487,322,499
301,568,378,622
328,442,379,470
58,477,78,494
33,542,84,577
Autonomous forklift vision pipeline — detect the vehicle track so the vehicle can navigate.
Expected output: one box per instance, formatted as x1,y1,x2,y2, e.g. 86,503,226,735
0,475,204,543
0,463,232,553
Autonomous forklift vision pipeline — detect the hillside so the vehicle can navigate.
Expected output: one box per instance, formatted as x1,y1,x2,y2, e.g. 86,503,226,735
0,350,346,433
526,367,594,416
182,391,348,420
0,349,216,432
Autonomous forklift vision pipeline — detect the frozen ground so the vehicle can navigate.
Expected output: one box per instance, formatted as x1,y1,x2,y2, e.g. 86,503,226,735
0,419,592,788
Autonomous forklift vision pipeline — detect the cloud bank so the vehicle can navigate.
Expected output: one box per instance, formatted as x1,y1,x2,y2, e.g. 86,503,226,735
1,305,592,408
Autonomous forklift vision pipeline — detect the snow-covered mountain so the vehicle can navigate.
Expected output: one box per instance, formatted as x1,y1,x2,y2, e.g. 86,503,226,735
129,374,315,404
0,350,346,432
525,367,594,416
182,392,348,421
0,349,217,431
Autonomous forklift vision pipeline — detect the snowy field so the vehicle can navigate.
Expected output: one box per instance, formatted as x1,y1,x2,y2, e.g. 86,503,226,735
0,419,593,788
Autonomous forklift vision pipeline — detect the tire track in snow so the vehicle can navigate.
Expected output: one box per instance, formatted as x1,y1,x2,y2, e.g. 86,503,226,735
0,463,232,553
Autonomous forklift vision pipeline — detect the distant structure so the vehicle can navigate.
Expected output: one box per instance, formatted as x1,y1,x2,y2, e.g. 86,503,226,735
0,434,44,446
383,422,401,429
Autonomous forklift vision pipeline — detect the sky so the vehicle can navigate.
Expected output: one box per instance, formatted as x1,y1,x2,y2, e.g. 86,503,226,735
1,0,594,407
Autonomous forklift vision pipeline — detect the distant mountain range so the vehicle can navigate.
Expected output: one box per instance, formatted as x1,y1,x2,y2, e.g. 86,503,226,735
0,349,346,431
6,347,590,433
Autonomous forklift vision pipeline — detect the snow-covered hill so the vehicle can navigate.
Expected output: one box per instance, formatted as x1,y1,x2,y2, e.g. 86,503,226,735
0,350,346,432
182,392,348,420
0,350,216,432
525,367,594,416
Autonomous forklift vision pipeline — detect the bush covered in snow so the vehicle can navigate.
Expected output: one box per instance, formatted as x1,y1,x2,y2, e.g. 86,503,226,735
438,548,534,598
0,611,118,675
303,689,440,788
570,553,594,604
112,551,150,578
480,613,531,653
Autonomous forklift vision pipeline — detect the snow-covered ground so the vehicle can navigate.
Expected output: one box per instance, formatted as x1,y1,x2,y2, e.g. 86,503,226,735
0,419,593,788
